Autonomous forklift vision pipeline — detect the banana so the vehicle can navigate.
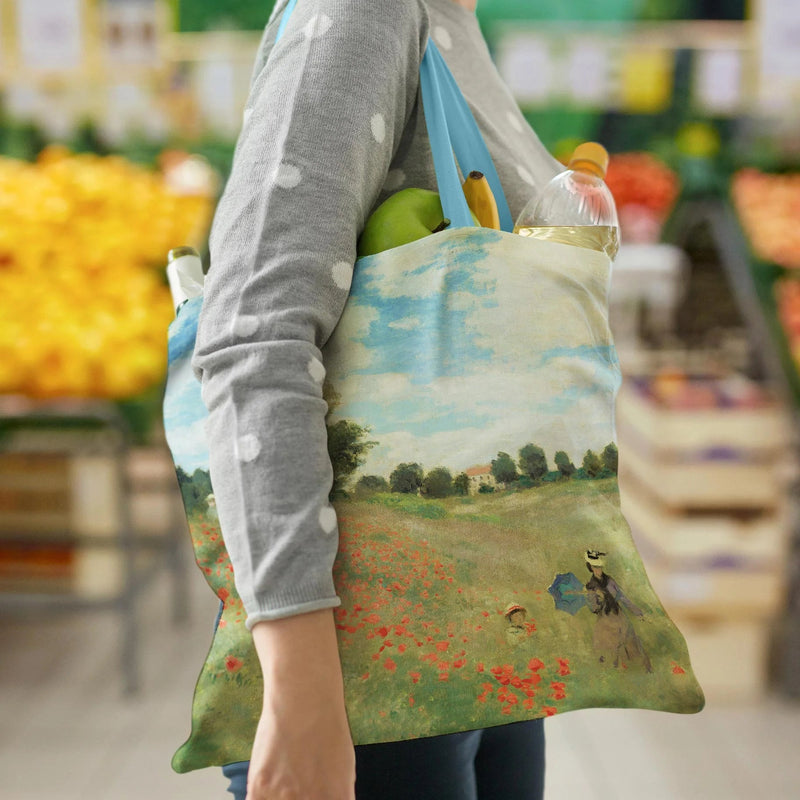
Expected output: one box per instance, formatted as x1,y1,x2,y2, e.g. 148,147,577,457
462,171,500,230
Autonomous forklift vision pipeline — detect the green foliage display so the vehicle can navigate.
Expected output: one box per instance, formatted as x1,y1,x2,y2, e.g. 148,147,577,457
390,462,424,494
177,0,277,32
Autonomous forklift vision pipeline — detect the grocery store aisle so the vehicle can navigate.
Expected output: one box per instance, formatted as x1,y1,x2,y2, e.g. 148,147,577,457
1,554,799,800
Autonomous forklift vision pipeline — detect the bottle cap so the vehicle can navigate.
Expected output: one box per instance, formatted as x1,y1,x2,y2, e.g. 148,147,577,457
568,142,609,178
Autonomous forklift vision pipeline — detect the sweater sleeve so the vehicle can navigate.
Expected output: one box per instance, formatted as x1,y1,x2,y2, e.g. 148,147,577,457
192,0,428,628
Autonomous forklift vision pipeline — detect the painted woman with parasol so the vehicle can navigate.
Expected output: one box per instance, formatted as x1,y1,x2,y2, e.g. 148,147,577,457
549,549,652,672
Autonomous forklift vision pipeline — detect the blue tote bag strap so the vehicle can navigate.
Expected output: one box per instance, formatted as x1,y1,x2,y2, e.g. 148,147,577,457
275,0,299,41
420,40,513,232
276,1,513,232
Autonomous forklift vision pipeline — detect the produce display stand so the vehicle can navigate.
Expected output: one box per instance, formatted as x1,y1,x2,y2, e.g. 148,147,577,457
0,396,189,695
664,198,800,697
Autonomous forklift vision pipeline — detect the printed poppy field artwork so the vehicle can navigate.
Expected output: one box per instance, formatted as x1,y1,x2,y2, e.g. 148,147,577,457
164,229,704,773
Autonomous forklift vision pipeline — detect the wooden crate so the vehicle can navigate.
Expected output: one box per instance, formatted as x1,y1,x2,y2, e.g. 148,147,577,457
620,473,791,566
616,377,791,510
0,445,181,597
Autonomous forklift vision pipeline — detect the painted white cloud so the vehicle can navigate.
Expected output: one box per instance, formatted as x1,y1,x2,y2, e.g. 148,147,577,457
388,316,421,331
330,364,614,482
164,416,210,474
323,302,379,379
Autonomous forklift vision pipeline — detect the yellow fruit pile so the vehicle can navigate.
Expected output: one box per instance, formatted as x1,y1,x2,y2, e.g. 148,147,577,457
0,145,214,399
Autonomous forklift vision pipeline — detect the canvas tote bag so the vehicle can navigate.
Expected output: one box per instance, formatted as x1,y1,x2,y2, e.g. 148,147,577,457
164,0,704,774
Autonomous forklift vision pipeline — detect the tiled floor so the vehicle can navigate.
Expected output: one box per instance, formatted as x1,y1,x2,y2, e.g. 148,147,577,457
2,548,799,800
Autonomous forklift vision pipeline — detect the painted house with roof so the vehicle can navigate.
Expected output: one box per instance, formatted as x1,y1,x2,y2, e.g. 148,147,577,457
465,464,496,494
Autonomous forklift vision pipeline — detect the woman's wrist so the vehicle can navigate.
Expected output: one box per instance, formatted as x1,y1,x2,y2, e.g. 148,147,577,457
251,609,347,700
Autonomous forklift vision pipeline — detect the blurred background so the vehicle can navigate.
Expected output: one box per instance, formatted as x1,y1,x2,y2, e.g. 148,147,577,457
0,0,799,798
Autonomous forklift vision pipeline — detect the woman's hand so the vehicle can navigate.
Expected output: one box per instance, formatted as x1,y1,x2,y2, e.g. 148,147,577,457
246,609,356,800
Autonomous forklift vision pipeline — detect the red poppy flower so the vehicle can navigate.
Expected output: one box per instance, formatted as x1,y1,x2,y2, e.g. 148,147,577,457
409,696,415,707
501,706,513,715
398,644,407,654
476,662,485,672
383,658,397,672
672,664,686,675
543,706,558,716
435,641,449,652
410,671,421,683
528,658,545,672
453,659,466,669
523,698,535,710
225,655,243,672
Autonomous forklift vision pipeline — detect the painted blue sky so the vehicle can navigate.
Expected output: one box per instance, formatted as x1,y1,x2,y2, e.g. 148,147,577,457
323,228,620,480
163,298,210,473
162,229,621,482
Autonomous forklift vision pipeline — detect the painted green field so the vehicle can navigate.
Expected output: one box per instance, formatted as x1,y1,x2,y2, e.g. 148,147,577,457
172,478,703,773
332,479,702,744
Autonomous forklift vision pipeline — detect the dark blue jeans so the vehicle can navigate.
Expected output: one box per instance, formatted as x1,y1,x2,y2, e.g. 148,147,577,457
222,718,545,799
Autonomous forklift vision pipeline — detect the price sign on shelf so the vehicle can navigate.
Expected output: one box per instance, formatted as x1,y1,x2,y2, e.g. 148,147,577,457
495,33,555,107
755,0,800,111
693,48,744,115
16,0,87,72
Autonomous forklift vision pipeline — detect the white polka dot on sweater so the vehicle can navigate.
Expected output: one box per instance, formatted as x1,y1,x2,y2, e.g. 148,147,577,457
434,26,452,50
506,111,524,133
331,260,352,290
318,505,338,534
236,434,261,462
384,169,406,192
275,162,302,188
307,357,326,384
371,113,386,144
303,14,333,39
516,165,536,186
232,315,260,338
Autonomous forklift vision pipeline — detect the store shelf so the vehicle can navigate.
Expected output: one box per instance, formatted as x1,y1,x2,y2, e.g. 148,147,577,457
663,198,800,698
0,397,190,694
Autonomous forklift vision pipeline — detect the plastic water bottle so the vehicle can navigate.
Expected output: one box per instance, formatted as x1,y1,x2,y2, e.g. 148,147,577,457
514,142,620,259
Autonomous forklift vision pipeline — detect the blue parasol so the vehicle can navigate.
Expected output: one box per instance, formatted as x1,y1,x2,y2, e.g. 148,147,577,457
548,572,587,615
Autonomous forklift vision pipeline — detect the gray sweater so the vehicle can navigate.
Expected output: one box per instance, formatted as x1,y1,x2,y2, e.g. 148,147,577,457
192,0,560,628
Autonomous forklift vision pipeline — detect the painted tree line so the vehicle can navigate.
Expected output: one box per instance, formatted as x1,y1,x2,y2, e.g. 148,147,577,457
174,465,213,516
337,442,619,501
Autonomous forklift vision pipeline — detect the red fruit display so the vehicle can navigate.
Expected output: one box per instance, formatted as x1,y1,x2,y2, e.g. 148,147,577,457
732,169,800,270
605,152,680,217
604,152,680,243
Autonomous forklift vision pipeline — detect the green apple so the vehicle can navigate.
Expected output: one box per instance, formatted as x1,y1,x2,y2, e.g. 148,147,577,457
357,187,478,258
